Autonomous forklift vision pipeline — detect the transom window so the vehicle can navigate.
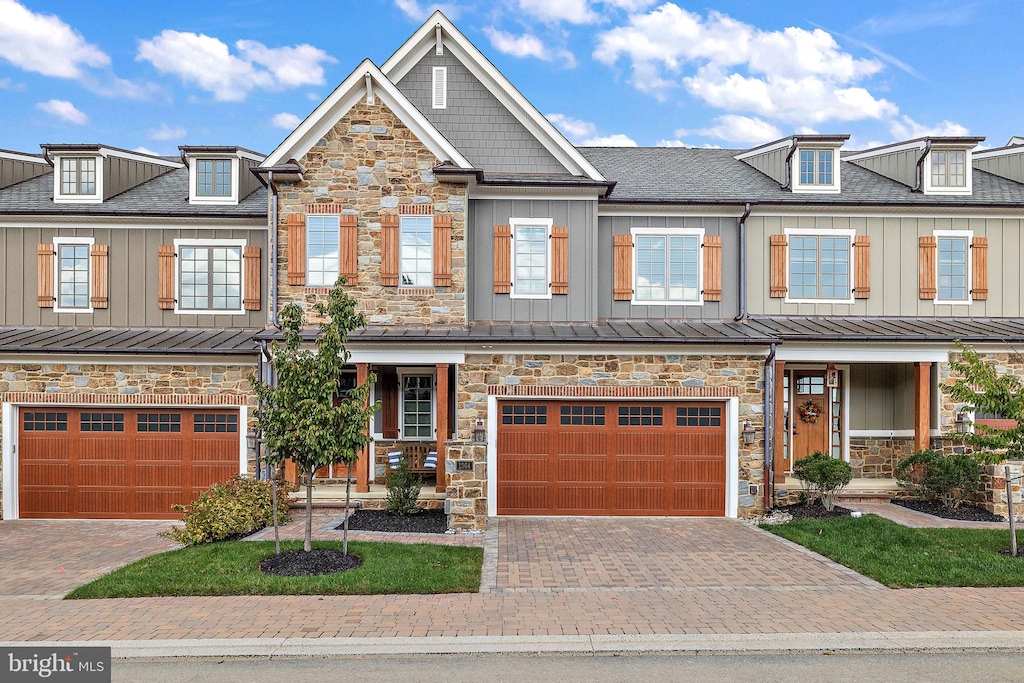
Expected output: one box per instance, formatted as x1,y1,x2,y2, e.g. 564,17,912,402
931,150,966,188
56,242,91,310
634,233,700,302
788,234,851,300
402,375,433,438
307,215,340,286
400,216,433,287
60,157,96,195
178,243,243,311
937,235,969,301
196,159,233,197
511,220,550,298
799,149,833,185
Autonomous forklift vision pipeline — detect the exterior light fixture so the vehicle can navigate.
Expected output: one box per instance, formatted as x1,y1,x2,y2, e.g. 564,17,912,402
742,420,757,445
955,410,971,434
472,418,487,444
246,429,261,450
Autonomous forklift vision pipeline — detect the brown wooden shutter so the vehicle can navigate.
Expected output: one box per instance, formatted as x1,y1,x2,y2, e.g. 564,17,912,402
919,236,937,299
158,245,176,309
494,225,511,293
243,246,261,310
286,213,306,286
702,235,722,301
90,244,108,309
381,367,399,440
613,234,633,301
972,236,988,300
381,214,399,287
37,244,53,308
433,214,452,287
769,234,787,298
853,235,870,299
551,225,569,295
339,214,358,284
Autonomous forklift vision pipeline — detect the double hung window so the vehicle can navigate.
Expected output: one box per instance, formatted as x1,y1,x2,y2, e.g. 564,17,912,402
931,150,966,188
788,233,852,301
936,234,969,301
510,219,551,298
307,215,340,286
400,216,433,287
633,230,701,303
798,149,833,186
196,159,233,197
60,158,96,196
53,238,93,311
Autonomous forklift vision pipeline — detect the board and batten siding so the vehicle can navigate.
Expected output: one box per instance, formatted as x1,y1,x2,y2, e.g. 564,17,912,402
747,215,1024,317
0,158,48,190
847,148,919,187
0,226,267,327
101,157,172,201
974,155,1024,185
469,199,597,322
848,363,915,431
597,215,737,320
740,147,788,186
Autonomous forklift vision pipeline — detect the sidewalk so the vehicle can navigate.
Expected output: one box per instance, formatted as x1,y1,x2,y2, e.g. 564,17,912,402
842,502,1011,529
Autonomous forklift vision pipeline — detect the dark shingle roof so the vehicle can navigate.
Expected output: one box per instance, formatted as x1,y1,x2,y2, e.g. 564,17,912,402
578,147,1024,206
0,168,266,218
0,327,260,354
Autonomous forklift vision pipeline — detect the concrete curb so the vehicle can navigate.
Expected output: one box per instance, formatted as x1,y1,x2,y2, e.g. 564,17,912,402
5,631,1024,659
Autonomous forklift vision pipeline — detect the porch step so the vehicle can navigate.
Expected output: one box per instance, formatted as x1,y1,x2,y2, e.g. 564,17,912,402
835,491,895,503
287,499,363,511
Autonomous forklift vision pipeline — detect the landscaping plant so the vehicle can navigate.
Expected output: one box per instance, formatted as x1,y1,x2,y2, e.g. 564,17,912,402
793,451,852,511
165,475,294,546
894,449,940,499
385,456,423,517
947,341,1024,463
896,449,982,511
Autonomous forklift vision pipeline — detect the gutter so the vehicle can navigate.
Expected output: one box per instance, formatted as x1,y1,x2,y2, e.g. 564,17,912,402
780,139,798,190
763,342,777,511
913,139,932,192
734,202,753,321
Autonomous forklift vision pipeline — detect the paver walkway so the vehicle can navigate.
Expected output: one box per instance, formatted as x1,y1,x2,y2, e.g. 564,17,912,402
244,512,483,547
843,502,1011,529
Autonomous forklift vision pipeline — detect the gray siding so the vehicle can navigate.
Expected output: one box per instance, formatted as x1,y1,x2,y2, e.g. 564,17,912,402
239,158,262,200
597,216,738,320
469,199,597,322
0,226,268,327
396,51,567,174
102,157,172,201
849,363,915,430
747,215,1024,316
740,147,787,185
848,148,919,187
974,152,1024,184
0,158,48,190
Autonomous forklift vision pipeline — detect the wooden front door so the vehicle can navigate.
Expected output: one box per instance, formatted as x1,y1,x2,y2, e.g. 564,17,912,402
790,371,830,462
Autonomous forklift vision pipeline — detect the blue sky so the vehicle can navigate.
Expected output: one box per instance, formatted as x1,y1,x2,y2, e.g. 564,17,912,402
1,0,1022,157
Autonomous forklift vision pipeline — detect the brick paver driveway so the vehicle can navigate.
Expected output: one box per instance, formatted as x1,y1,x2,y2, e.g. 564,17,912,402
0,519,178,598
494,517,877,591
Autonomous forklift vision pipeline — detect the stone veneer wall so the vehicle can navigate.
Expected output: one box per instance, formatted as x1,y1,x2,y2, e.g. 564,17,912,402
276,100,467,325
447,353,768,530
849,437,915,478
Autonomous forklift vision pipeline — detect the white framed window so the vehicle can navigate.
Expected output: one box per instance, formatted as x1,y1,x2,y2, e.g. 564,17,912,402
784,229,855,303
400,215,433,287
53,156,102,203
791,147,841,193
307,215,340,286
399,373,435,440
934,230,972,303
195,159,233,197
432,66,447,109
173,238,246,315
510,217,552,299
52,236,94,313
923,148,973,195
630,227,703,305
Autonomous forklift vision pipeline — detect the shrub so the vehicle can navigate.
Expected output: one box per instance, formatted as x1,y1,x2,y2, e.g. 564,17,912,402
896,451,982,510
793,451,853,511
164,475,294,546
895,449,941,499
386,457,422,516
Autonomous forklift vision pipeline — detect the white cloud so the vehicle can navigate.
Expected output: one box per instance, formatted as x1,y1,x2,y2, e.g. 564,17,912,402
518,0,598,24
394,0,459,21
581,133,638,146
889,115,969,139
603,0,658,11
271,112,302,130
657,139,722,148
134,146,162,156
0,0,109,78
36,99,88,125
137,30,336,102
0,77,25,90
148,123,186,141
593,4,896,125
678,114,782,144
547,113,635,146
483,28,576,67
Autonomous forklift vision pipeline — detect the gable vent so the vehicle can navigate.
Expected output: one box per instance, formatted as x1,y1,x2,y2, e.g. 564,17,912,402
432,66,447,109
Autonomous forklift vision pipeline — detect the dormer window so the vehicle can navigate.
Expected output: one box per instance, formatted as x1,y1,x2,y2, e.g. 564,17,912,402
799,149,833,186
790,144,842,193
931,150,966,187
196,159,232,197
60,158,96,195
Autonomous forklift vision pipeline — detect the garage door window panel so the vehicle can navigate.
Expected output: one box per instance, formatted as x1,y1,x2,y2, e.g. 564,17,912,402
676,406,722,427
560,405,604,426
618,406,663,426
80,412,125,432
24,412,67,431
194,413,238,433
138,413,181,433
502,404,547,425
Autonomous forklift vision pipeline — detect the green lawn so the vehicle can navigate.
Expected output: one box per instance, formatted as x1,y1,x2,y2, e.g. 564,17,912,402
66,540,483,599
764,515,1024,588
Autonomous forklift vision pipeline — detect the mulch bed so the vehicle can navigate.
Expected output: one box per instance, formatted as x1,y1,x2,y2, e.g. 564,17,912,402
998,547,1024,558
260,548,363,577
893,498,1005,522
778,500,851,520
339,509,448,534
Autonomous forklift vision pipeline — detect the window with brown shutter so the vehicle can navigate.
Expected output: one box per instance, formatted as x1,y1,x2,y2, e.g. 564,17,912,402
972,236,988,300
702,235,722,301
613,234,633,301
494,225,511,293
158,245,176,309
37,244,53,308
853,235,870,299
769,234,787,298
286,213,306,286
551,225,569,294
381,214,399,286
919,235,937,299
90,244,108,309
433,214,452,287
339,214,358,284
243,246,261,310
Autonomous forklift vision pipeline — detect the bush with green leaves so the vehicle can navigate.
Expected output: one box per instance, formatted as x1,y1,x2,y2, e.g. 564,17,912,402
793,451,853,511
385,457,422,517
895,449,940,499
164,476,294,546
896,450,982,510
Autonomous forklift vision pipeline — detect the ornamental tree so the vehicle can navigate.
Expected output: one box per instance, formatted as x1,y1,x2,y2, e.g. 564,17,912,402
252,276,379,553
947,341,1024,464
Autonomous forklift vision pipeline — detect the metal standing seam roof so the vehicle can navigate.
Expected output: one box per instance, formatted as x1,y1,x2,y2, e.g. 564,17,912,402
0,327,260,354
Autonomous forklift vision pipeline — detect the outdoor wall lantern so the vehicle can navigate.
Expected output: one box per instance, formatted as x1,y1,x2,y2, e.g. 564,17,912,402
246,429,261,451
742,420,757,445
955,410,971,433
472,418,487,444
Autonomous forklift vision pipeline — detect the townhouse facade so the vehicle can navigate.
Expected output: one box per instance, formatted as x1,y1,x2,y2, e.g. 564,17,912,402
2,12,1024,527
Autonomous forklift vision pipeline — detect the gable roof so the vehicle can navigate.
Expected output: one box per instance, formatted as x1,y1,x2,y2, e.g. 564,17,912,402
262,59,471,169
381,11,605,182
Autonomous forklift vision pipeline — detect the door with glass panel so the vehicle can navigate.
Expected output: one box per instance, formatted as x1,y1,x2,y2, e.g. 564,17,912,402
788,370,842,470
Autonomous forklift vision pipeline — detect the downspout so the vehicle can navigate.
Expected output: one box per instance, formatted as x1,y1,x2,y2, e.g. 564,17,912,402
41,148,54,167
734,202,752,321
780,139,798,190
912,139,932,192
178,150,189,169
763,342,777,511
267,170,281,328
255,343,265,479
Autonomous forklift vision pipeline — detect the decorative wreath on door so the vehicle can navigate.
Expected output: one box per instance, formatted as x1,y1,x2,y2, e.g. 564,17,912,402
798,399,823,423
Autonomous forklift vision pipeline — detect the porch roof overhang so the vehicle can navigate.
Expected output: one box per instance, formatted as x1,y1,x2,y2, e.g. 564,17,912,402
0,326,260,355
747,316,1024,344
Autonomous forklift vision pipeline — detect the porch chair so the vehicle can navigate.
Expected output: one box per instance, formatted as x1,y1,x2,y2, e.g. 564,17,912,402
386,443,438,484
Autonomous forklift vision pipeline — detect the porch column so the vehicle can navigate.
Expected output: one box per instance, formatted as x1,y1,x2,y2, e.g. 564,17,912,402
773,359,787,484
914,362,932,452
435,363,449,493
356,362,370,493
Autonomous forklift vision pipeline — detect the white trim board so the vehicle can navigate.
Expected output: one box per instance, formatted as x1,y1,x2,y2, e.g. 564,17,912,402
347,350,466,364
775,347,950,363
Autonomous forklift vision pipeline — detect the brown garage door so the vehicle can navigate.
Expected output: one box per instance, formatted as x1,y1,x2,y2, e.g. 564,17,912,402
497,400,726,516
18,407,241,519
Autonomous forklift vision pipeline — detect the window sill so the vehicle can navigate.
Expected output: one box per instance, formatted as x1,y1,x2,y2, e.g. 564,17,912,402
783,298,856,305
630,299,704,307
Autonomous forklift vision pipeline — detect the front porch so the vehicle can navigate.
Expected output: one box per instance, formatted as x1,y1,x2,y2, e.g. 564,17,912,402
286,483,446,511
